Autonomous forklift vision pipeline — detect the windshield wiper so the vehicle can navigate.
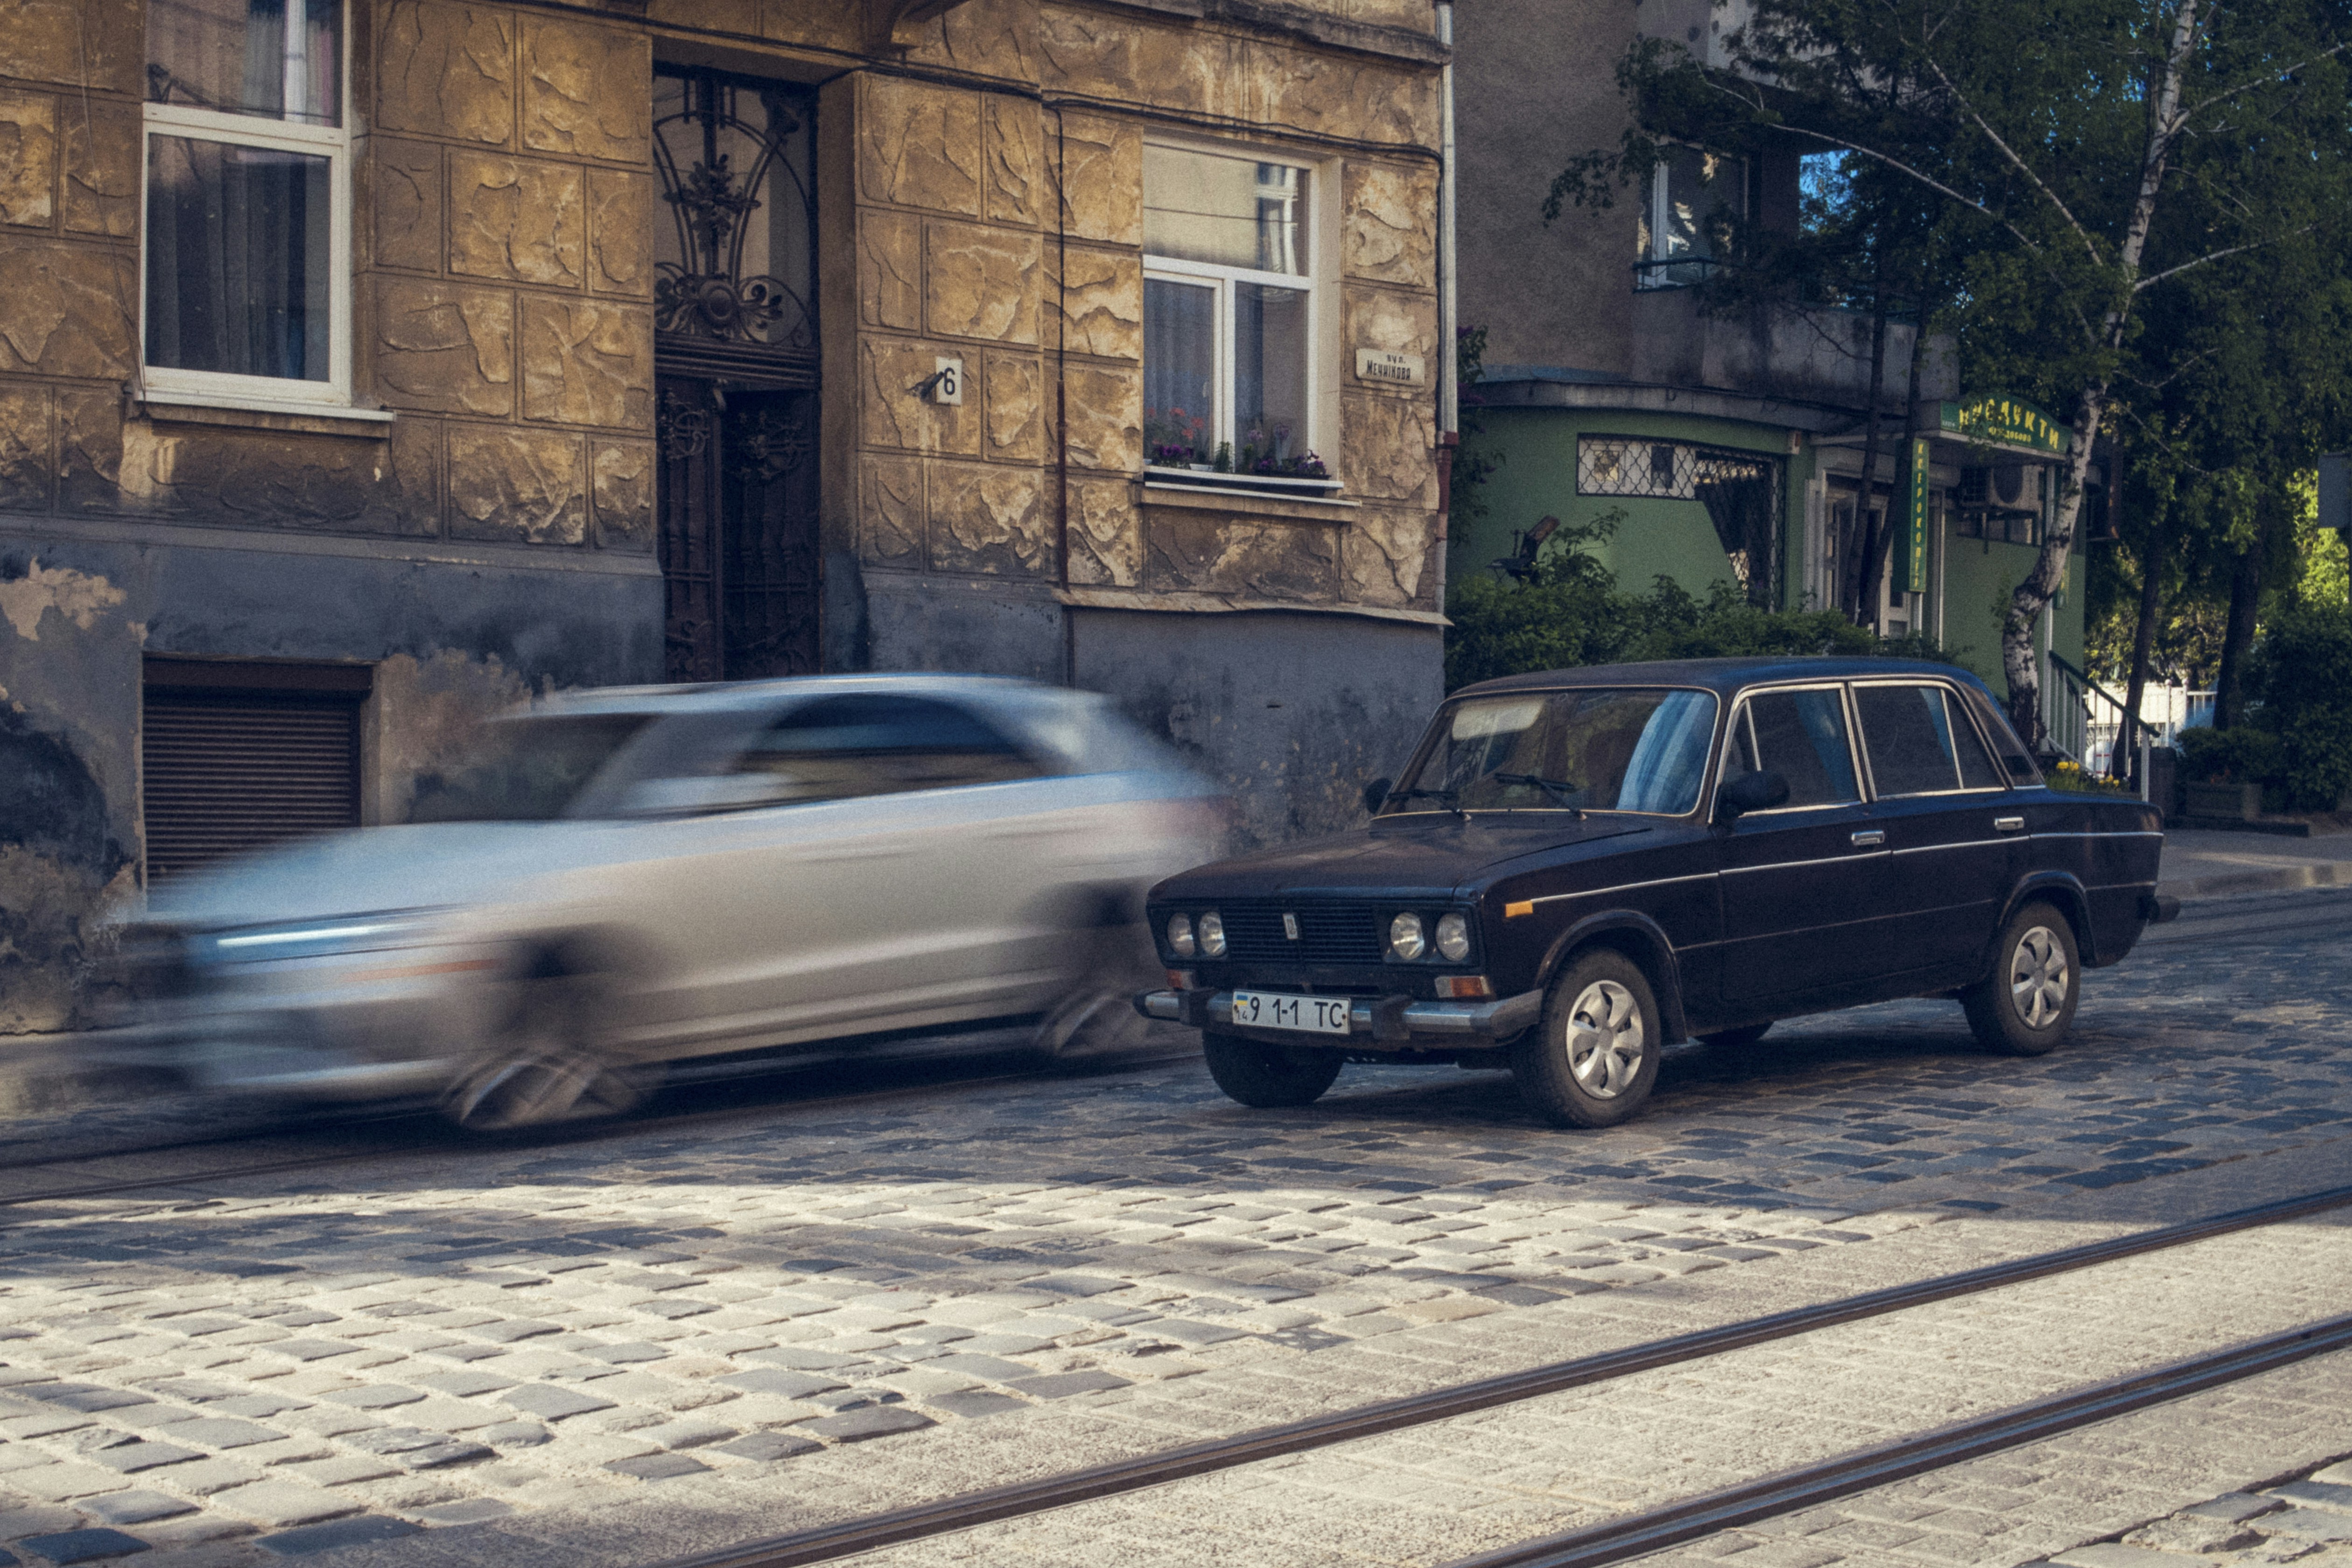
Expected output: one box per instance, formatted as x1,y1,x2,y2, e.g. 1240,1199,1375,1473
1490,773,1586,817
1384,786,1466,817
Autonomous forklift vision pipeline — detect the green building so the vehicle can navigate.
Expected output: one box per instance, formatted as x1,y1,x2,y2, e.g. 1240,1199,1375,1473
1451,0,2088,722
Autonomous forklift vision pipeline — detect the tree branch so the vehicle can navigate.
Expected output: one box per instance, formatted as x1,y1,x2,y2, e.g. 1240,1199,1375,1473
1922,57,2106,267
2132,226,2313,293
2175,42,2352,123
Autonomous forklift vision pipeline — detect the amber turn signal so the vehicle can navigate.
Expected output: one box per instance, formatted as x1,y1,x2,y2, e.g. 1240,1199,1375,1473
1435,975,1494,999
1503,900,1535,919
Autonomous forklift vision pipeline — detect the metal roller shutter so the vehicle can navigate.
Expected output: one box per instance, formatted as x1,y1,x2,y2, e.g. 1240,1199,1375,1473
142,692,362,882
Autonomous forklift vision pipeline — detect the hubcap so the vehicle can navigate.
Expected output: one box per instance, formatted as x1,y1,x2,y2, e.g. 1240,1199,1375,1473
1564,979,1646,1099
2009,924,2071,1029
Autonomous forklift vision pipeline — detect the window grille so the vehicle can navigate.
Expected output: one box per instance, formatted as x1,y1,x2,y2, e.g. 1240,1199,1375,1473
1578,437,1775,499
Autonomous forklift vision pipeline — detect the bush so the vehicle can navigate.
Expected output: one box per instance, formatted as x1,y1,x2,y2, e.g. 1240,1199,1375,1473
2177,725,2287,786
1444,516,1960,691
2248,606,2352,810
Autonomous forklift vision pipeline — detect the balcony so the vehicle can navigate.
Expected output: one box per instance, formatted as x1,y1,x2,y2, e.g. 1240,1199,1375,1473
1626,267,1956,411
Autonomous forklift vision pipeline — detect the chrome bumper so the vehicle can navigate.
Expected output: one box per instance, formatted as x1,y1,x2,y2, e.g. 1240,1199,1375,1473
1135,987,1542,1046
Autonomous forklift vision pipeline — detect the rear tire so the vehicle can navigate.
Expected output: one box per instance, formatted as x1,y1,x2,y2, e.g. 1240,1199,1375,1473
443,971,662,1132
1511,948,1662,1128
1201,1031,1341,1108
1698,1022,1772,1049
1962,901,2079,1057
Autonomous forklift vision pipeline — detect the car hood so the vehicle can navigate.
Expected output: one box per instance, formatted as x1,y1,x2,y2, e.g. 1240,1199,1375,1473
144,822,601,931
1155,815,1650,901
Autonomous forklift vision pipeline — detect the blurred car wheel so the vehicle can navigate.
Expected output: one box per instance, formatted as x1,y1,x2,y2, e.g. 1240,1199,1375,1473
1201,1031,1341,1108
442,971,662,1132
1033,919,1161,1063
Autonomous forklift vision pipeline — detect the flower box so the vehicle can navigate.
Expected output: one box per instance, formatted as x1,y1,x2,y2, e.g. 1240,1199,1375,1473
1142,462,1343,499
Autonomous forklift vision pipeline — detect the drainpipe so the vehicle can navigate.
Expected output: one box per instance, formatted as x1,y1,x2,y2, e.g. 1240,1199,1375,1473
1433,0,1459,595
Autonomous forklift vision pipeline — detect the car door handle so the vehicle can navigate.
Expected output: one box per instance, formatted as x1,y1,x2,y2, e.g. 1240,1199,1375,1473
1850,830,1886,847
1994,816,2025,832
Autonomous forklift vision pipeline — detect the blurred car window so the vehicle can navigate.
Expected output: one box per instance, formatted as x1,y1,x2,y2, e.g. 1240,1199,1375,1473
996,689,1192,776
1385,688,1717,815
406,712,658,823
731,694,1044,803
1726,688,1859,808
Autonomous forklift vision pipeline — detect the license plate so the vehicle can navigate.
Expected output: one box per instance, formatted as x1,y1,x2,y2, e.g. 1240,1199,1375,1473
1229,990,1352,1035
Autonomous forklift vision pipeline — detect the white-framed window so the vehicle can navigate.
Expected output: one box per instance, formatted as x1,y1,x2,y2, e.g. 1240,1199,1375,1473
141,0,354,412
1142,143,1323,478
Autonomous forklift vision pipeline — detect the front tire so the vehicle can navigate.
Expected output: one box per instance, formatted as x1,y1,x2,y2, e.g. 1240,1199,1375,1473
1202,1031,1341,1108
1962,902,2080,1057
1511,949,1662,1128
443,972,662,1132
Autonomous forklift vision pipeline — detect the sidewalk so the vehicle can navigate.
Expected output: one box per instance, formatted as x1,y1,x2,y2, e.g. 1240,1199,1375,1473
2159,824,2352,900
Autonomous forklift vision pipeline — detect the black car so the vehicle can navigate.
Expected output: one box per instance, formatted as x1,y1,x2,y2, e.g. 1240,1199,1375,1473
1137,657,2172,1127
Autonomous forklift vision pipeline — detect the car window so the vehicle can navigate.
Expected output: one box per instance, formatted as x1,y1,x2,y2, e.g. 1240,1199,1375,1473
1383,687,1718,815
731,695,1042,804
1855,684,1974,796
1723,688,1859,809
1950,701,2004,788
407,712,658,823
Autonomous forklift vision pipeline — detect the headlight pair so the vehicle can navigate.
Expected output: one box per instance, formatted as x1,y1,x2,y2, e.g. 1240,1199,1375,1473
1166,911,1225,959
1389,910,1471,963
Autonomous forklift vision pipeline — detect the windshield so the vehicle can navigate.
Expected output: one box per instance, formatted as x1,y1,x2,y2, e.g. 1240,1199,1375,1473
1383,688,1719,816
406,712,658,823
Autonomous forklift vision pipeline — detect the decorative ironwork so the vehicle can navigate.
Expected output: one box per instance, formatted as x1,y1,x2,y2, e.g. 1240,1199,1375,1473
652,68,817,360
656,387,712,462
726,405,812,486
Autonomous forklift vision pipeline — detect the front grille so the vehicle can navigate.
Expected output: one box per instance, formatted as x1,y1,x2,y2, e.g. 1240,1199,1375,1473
1216,901,1386,965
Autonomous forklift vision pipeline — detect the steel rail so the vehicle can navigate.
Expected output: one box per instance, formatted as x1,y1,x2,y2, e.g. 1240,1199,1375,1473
664,1180,2352,1568
0,1048,1201,1212
1448,1313,2352,1568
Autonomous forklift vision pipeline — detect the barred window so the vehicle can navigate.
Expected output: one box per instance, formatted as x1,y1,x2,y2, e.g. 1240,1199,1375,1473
1578,436,1784,609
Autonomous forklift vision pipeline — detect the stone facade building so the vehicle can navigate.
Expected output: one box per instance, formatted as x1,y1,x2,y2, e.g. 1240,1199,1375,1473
0,0,1449,1033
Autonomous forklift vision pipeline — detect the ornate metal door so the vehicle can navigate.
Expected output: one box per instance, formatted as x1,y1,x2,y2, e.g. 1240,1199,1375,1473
652,65,820,681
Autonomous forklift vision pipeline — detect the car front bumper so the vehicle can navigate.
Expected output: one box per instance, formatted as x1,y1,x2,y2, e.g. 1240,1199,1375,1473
1133,987,1543,1048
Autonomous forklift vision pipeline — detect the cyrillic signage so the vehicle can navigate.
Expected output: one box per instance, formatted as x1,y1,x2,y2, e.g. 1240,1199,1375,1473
1941,396,2069,455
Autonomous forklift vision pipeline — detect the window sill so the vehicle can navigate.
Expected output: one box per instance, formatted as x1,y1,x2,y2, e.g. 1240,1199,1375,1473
133,390,395,440
1138,478,1361,525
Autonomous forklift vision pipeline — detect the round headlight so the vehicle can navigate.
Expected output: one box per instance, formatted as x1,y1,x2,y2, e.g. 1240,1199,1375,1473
1389,911,1425,961
1436,912,1470,962
1198,911,1226,958
1166,914,1195,958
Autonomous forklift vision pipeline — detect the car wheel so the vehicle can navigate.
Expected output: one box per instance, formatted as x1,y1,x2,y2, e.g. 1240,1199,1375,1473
1698,1022,1773,1049
1034,922,1159,1064
1511,948,1661,1128
443,972,662,1132
1201,1031,1342,1108
1962,901,2080,1057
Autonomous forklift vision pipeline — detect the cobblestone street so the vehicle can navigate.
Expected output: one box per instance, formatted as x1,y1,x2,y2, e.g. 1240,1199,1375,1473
1,890,2350,1568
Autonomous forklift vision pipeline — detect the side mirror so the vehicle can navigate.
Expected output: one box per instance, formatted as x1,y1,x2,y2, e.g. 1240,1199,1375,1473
1363,777,1392,816
621,773,790,816
1716,769,1790,823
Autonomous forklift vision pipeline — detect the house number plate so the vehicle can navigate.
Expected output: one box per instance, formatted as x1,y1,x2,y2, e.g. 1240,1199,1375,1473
1230,990,1352,1034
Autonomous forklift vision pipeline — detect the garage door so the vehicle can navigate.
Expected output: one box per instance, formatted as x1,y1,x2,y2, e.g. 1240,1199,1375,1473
141,660,370,882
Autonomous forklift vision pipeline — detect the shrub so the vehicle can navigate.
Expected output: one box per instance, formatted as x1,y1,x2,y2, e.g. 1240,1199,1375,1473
1444,519,1960,691
2177,725,2287,786
2248,606,2352,810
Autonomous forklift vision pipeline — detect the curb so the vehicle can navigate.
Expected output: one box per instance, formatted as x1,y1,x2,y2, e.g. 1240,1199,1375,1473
2160,862,2352,903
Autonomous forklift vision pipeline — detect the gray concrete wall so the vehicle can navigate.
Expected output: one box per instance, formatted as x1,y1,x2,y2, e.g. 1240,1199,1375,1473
1072,607,1444,851
0,529,661,1033
1453,0,1639,376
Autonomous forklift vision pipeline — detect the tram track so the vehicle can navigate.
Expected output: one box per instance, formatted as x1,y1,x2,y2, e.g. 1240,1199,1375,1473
666,1178,2352,1568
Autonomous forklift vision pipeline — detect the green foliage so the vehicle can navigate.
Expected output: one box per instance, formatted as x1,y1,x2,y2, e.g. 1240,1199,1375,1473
1443,517,1960,691
1451,324,1502,527
2177,726,2288,788
2249,605,2352,809
2047,760,2130,795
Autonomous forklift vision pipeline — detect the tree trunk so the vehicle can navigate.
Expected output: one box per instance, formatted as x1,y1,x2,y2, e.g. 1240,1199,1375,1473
2001,387,2107,748
1856,307,1928,633
1842,258,1893,624
2213,536,2263,729
2117,511,2163,782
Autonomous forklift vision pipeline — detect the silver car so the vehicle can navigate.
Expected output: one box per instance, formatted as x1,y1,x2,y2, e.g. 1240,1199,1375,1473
126,676,1224,1130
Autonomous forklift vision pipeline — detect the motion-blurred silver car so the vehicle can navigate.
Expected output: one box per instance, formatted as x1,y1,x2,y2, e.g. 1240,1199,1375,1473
124,676,1225,1129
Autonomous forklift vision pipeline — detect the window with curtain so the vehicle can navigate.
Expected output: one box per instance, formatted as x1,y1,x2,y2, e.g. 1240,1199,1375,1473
143,0,351,404
1141,144,1323,480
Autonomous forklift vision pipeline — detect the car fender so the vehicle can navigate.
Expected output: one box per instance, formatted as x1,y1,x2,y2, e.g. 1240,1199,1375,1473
1990,872,2096,967
1534,909,1691,1044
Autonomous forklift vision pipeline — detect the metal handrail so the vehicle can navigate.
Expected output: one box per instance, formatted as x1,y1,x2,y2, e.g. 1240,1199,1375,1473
2042,651,2158,796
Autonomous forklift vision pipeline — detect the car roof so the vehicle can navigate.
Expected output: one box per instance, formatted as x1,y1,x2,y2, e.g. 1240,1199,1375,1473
506,673,1066,720
1452,656,1994,699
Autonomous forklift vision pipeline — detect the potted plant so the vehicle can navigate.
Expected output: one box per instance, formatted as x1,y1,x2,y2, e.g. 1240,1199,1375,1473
2177,727,2282,820
1141,413,1342,497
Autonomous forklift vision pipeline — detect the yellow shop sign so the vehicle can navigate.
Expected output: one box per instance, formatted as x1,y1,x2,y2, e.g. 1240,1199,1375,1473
1941,396,2070,455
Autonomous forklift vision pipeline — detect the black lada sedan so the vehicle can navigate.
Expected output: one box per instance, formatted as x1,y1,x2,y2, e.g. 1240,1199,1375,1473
1137,657,2171,1127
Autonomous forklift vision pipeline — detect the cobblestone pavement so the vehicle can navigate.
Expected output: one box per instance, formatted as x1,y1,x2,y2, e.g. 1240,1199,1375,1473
0,890,2347,1567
